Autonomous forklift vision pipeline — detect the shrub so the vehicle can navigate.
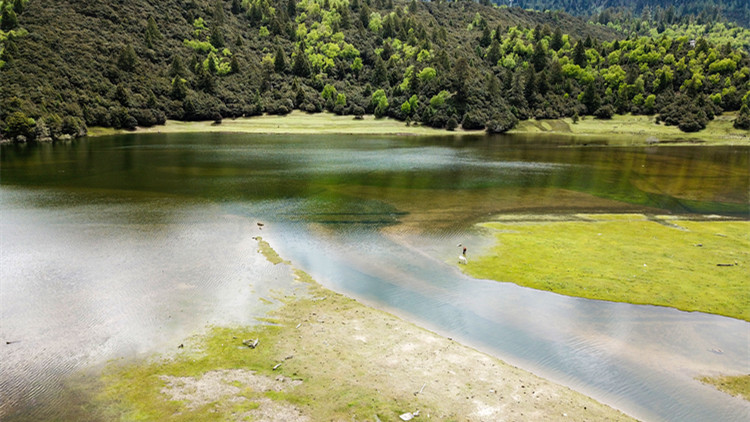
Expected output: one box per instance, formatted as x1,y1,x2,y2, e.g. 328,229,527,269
3,111,35,139
461,110,487,130
446,116,458,131
734,105,750,130
486,110,518,133
594,105,615,119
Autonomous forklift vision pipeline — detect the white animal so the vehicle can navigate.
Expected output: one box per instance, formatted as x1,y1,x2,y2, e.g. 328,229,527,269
457,243,467,264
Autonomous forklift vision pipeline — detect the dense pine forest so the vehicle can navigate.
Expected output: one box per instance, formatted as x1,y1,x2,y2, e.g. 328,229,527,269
0,0,749,142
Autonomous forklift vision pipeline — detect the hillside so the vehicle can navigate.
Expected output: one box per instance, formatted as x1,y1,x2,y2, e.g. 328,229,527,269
0,0,749,142
505,0,750,29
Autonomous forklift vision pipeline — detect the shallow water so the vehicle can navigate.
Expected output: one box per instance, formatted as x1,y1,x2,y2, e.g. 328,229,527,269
1,133,748,421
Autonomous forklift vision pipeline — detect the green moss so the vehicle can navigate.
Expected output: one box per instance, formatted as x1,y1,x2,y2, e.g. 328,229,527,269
465,215,750,321
699,374,750,401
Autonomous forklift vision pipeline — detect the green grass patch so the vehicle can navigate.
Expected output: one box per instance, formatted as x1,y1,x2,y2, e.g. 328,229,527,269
97,325,283,420
465,215,750,321
88,111,473,138
699,374,750,401
510,113,750,146
254,236,288,265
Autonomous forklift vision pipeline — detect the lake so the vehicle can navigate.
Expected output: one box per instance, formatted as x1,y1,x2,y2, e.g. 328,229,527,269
1,133,748,421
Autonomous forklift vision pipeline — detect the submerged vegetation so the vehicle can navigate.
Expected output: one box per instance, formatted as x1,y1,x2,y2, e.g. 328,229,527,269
465,214,750,321
0,0,748,142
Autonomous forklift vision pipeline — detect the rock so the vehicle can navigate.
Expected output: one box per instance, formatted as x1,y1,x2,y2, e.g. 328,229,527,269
243,338,259,348
399,412,414,421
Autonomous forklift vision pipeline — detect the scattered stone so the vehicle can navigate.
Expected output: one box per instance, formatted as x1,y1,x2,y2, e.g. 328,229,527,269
273,362,283,370
399,412,414,421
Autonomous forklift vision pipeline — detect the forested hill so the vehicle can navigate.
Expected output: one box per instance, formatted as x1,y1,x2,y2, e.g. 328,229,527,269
506,0,750,29
0,0,749,142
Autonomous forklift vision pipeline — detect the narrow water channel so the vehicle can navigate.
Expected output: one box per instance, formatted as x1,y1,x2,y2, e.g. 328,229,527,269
1,133,748,421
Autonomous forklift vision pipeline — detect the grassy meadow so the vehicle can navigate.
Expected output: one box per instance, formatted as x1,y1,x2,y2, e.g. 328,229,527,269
510,113,750,145
87,112,750,147
87,111,469,138
465,214,750,321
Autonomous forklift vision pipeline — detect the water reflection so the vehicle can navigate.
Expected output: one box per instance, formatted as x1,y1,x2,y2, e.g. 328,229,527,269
1,134,748,421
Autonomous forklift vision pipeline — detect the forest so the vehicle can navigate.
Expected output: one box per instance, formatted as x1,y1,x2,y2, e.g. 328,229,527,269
504,0,750,29
0,0,748,142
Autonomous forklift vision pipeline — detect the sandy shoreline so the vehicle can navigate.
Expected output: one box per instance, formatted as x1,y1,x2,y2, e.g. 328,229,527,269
94,237,638,421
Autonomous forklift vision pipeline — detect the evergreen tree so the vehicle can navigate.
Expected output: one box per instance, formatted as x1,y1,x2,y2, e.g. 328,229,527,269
213,0,225,25
550,27,563,51
274,46,287,73
210,24,225,49
12,0,24,15
117,45,137,72
583,35,593,48
114,84,131,106
145,16,162,49
340,7,350,30
287,0,296,19
532,42,547,72
372,57,386,86
524,68,537,106
479,25,491,48
580,81,600,113
572,41,587,67
487,39,501,66
292,46,311,77
196,65,215,92
1,7,18,31
231,0,242,14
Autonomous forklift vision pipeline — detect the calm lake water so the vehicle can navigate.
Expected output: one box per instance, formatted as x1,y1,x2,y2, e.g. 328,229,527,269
1,133,749,421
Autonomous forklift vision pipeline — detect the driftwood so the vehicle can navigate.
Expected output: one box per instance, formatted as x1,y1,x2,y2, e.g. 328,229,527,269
414,383,426,396
273,363,283,370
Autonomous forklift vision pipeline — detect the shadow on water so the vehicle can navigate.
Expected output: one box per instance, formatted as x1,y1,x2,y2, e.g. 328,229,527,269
1,134,749,420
